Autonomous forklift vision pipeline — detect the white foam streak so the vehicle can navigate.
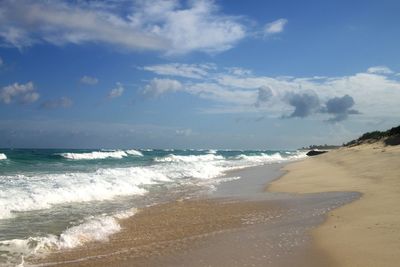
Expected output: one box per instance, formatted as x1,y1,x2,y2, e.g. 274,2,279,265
59,149,143,160
60,150,127,159
125,149,143,156
0,151,307,219
155,154,224,162
207,149,217,154
0,168,168,219
235,152,284,162
0,209,137,264
0,153,7,160
235,151,307,164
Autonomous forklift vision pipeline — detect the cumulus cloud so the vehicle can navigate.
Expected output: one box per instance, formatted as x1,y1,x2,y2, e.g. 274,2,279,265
255,86,273,107
322,95,360,122
284,92,320,118
0,0,246,54
143,63,214,79
0,82,39,104
367,66,394,74
108,83,124,99
80,75,98,85
264,18,288,35
140,63,400,121
131,0,246,54
142,78,183,97
40,97,72,109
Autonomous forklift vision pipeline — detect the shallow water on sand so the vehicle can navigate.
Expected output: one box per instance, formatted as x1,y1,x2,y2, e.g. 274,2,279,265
29,163,359,267
144,166,360,267
0,148,307,266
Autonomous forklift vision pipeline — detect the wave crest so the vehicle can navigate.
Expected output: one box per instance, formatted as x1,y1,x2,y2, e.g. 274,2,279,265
155,154,224,163
0,167,167,219
0,153,7,160
0,209,137,264
59,149,143,160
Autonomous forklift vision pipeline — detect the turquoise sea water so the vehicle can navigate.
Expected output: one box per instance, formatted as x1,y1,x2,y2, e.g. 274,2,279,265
0,148,305,265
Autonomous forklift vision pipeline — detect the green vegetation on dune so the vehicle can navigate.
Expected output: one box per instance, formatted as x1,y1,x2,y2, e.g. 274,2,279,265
345,125,400,146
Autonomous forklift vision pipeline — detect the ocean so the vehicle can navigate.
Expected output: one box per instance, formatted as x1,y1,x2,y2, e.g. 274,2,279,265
0,148,306,265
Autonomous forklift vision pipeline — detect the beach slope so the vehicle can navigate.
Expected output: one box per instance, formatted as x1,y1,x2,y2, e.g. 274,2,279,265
269,143,400,267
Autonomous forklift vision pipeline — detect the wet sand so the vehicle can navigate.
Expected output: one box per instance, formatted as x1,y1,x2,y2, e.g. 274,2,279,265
270,143,400,267
30,164,359,266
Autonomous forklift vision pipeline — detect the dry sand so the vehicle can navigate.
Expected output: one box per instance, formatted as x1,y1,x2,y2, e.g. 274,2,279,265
269,142,400,267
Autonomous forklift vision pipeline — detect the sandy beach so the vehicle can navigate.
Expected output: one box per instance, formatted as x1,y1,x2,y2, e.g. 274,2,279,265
270,142,400,266
29,163,359,267
26,142,400,267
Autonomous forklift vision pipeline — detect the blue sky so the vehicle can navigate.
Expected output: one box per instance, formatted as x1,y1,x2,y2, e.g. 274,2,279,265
1,0,400,149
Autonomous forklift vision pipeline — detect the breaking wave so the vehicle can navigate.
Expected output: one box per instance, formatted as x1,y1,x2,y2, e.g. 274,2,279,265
0,149,307,265
0,208,137,265
0,150,306,220
0,153,7,160
0,167,167,220
59,149,143,160
155,154,224,163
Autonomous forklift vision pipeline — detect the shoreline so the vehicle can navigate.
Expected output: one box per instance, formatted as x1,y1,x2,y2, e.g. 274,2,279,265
269,143,400,266
28,159,359,267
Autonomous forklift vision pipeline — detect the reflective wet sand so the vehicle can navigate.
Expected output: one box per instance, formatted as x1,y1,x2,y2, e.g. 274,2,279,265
30,163,359,267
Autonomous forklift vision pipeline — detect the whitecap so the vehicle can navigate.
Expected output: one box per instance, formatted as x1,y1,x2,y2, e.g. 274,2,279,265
0,167,167,219
0,208,137,264
125,149,143,156
59,150,128,160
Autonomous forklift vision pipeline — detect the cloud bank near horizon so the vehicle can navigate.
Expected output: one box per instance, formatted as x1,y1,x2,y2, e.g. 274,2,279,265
142,63,400,122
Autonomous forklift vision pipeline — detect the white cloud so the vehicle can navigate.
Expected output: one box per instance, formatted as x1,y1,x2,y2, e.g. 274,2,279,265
40,97,72,109
264,18,288,35
131,0,246,54
186,82,256,105
0,82,39,104
0,0,163,51
108,83,124,99
141,64,400,120
143,78,183,97
226,67,252,76
143,63,214,79
80,75,99,85
0,0,246,54
367,66,394,74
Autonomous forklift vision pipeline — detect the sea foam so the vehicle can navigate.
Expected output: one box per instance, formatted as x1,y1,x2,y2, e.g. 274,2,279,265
155,154,224,163
0,153,7,160
125,149,144,156
0,149,307,266
59,149,143,160
0,167,166,219
0,208,137,265
0,151,306,219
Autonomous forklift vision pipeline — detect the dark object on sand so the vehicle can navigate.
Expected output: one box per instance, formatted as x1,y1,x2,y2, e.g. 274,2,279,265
306,150,328,156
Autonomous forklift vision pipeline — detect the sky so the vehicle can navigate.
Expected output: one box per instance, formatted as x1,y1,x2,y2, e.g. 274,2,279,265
0,0,400,149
